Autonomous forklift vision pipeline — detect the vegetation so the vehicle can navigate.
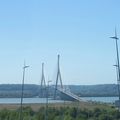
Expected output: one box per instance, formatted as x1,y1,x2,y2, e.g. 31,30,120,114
0,84,39,98
69,84,118,97
0,104,119,120
0,84,118,98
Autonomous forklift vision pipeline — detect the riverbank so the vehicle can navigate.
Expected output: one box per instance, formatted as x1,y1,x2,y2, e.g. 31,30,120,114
0,101,115,111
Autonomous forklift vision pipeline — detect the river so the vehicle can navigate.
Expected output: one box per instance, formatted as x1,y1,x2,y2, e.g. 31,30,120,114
82,97,118,103
0,97,118,104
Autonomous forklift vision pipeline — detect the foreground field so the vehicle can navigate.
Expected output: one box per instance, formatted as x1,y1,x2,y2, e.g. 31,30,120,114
0,101,119,120
0,101,114,111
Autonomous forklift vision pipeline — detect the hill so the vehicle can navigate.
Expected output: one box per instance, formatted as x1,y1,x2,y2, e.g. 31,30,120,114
69,84,118,97
0,84,118,98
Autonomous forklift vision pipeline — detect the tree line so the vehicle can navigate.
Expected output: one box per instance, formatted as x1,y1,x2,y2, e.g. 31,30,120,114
0,84,118,98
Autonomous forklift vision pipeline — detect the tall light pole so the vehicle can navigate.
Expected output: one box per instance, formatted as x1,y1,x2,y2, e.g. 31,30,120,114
113,64,120,97
19,62,29,120
45,80,52,120
110,28,120,109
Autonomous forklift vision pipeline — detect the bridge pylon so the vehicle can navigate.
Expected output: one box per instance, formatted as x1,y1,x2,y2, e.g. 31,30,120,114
54,54,63,99
39,63,46,98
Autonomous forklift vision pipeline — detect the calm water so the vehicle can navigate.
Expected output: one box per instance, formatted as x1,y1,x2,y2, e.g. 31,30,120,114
82,97,119,103
0,97,118,104
0,98,64,104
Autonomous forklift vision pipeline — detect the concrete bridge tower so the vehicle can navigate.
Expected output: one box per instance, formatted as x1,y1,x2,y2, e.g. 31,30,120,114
54,54,63,99
39,63,46,98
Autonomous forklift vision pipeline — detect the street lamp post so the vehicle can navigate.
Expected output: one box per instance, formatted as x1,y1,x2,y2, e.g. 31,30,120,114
111,29,120,109
113,64,120,107
19,62,29,120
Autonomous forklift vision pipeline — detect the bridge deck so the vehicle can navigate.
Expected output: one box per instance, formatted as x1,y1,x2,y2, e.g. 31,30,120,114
57,88,84,102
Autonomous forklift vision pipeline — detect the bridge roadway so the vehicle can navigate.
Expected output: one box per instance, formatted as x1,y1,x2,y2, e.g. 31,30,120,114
57,87,85,102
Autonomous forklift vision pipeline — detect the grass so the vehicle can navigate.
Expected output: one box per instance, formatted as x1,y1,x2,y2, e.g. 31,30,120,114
0,100,116,112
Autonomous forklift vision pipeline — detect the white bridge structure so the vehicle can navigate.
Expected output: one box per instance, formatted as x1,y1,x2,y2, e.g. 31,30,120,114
57,86,83,102
40,54,85,102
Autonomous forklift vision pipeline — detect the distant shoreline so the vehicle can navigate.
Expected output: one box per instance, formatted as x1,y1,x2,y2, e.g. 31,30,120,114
0,84,118,98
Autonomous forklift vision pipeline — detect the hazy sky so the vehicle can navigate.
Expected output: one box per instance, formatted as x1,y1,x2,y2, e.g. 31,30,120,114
0,0,120,85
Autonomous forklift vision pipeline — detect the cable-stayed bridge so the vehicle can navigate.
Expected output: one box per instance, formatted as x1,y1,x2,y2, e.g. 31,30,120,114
40,55,83,102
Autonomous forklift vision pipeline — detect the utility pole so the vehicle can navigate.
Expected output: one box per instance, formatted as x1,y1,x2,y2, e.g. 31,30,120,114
110,28,120,109
19,62,29,120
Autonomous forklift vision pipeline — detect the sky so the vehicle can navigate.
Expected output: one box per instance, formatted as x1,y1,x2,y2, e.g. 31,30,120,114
0,0,120,85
